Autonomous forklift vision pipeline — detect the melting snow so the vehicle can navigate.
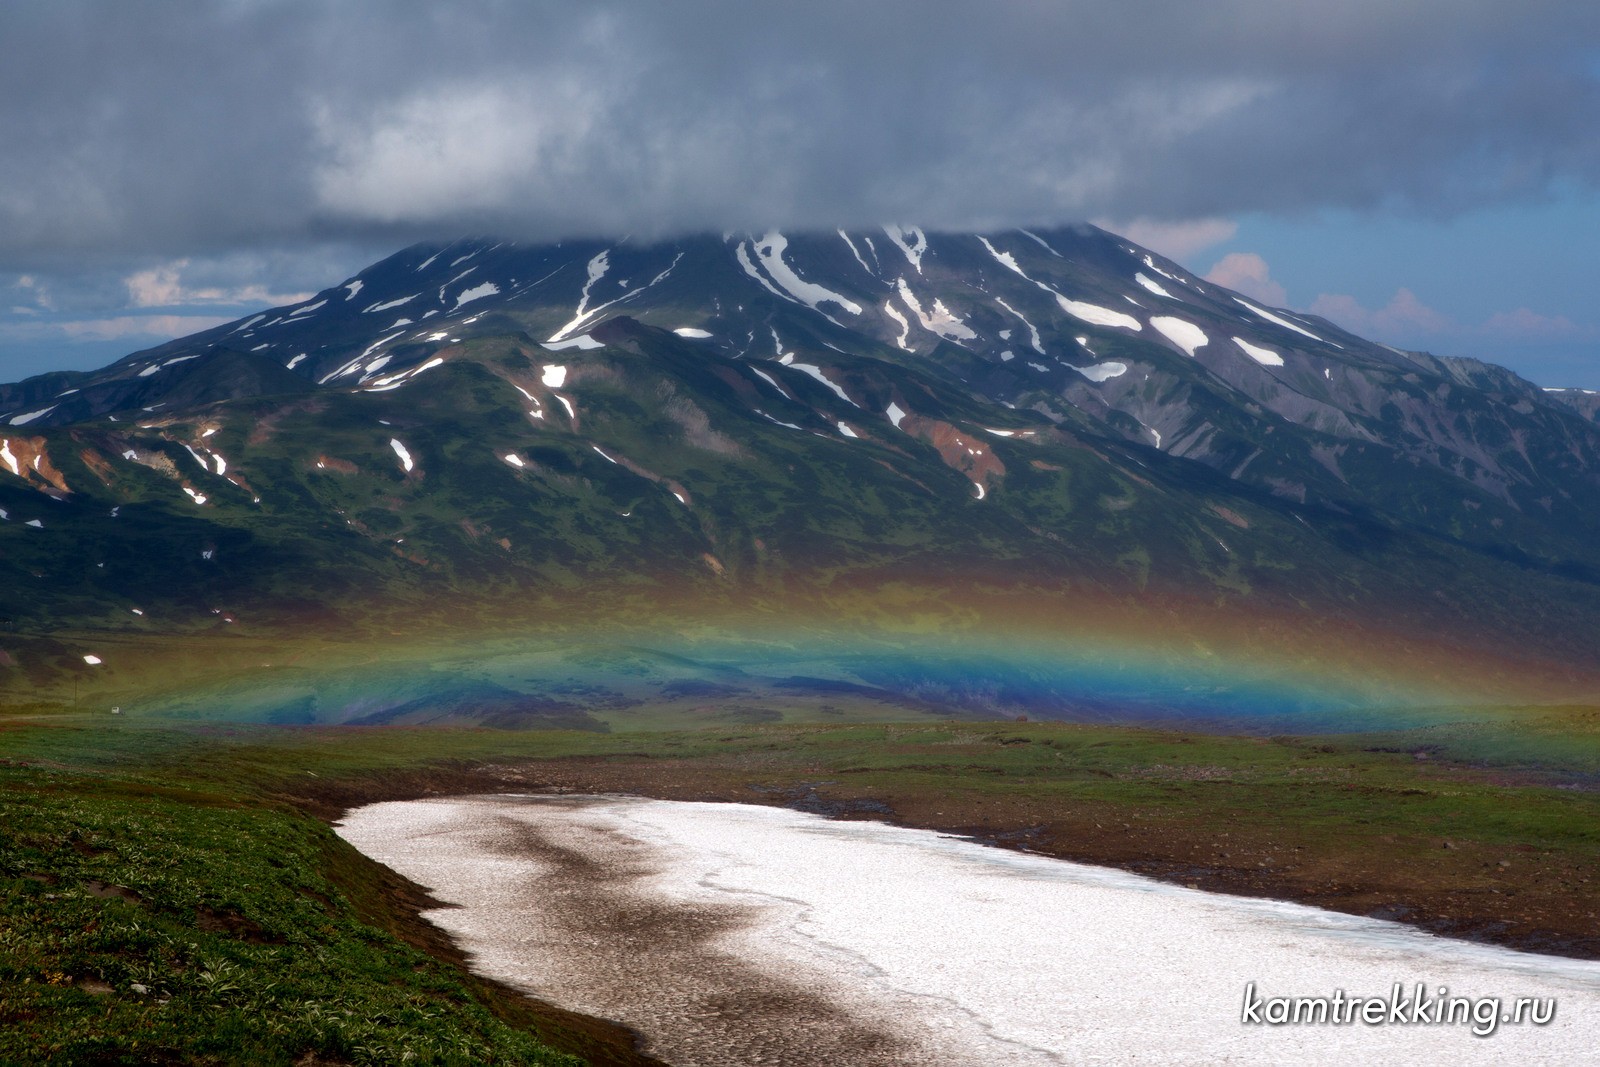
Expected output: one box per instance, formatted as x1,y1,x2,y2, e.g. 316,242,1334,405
182,487,207,505
25,518,43,528
1074,361,1129,382
753,232,863,315
882,301,913,351
785,363,857,407
555,395,576,420
1000,350,1014,361
365,295,417,313
541,364,568,388
454,281,500,308
1135,273,1175,299
130,608,143,616
1017,229,1064,257
977,236,1025,277
1234,298,1335,345
896,279,976,341
1057,299,1142,332
756,410,805,430
0,440,17,476
343,280,364,300
544,335,603,351
83,654,102,665
389,438,414,473
674,328,713,339
547,251,610,341
838,230,875,275
288,298,327,317
1233,337,1285,367
503,453,525,468
748,367,790,399
1150,316,1209,356
1141,254,1182,284
735,241,798,304
286,354,307,369
886,402,907,428
999,329,1012,340
883,225,929,273
591,446,619,465
973,481,986,499
837,421,859,439
364,356,445,392
10,405,56,425
994,298,1044,353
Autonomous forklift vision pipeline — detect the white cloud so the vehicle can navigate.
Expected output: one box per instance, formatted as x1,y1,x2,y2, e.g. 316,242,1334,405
1096,218,1238,262
1203,252,1287,305
1310,289,1452,337
125,259,311,309
54,315,234,342
1482,307,1588,340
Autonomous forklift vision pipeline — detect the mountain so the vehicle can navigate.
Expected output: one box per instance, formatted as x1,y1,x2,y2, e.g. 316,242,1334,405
3,226,1599,709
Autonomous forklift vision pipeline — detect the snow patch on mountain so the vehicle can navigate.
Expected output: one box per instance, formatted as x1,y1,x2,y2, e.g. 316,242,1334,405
886,402,907,428
977,236,1025,278
838,231,875,276
365,295,417,314
785,363,857,407
1135,274,1175,299
674,328,713,339
883,226,929,273
882,301,913,351
1150,317,1209,356
454,282,500,308
994,298,1044,354
896,279,976,342
544,334,603,352
389,439,414,473
1018,230,1063,257
547,251,610,341
9,405,56,425
364,356,445,393
1233,337,1285,367
1074,362,1129,382
1058,299,1142,332
1235,298,1336,346
754,231,863,316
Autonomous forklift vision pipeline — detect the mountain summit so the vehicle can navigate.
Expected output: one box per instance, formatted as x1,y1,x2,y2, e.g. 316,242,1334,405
3,226,1599,699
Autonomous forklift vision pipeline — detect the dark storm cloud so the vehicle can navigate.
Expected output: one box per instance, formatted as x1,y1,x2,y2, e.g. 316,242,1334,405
1,0,1597,267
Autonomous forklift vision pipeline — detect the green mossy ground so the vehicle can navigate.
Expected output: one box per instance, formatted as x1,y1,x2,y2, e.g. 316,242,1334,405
3,705,1599,1062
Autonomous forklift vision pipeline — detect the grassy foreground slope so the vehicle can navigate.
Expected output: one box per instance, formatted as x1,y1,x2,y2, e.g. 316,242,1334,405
3,703,1599,1063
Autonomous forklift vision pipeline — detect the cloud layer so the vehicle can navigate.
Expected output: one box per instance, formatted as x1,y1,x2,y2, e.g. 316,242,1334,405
2,1,1598,267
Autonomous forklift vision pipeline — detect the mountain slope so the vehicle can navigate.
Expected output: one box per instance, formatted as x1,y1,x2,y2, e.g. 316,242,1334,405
3,226,1599,706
